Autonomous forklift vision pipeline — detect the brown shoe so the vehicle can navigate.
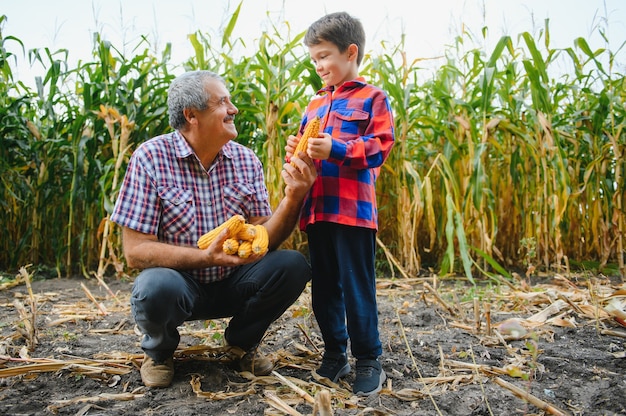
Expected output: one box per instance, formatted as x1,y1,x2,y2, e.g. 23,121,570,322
140,355,174,387
237,349,274,376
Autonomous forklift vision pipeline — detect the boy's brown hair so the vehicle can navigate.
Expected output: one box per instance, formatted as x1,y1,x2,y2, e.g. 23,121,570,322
304,11,366,66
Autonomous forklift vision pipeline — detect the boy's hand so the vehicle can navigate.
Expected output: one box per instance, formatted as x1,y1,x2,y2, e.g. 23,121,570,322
284,134,299,163
306,132,332,160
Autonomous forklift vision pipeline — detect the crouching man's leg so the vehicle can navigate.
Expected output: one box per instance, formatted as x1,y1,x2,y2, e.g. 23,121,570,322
131,267,197,387
219,250,311,375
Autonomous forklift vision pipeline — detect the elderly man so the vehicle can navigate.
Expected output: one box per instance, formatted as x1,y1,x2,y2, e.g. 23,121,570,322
110,70,316,388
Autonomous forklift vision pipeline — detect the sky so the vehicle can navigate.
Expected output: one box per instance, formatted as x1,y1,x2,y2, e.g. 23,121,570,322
2,0,625,84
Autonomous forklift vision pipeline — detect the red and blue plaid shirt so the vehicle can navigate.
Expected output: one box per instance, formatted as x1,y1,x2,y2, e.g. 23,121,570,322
298,77,395,231
110,130,271,283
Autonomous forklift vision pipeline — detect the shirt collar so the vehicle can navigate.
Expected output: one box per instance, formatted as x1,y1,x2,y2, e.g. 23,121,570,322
173,130,194,158
172,130,234,160
317,76,366,95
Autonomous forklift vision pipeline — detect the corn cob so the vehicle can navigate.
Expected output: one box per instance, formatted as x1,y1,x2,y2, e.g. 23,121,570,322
197,215,245,250
251,224,269,255
237,241,253,258
290,116,321,168
236,223,257,241
222,238,240,255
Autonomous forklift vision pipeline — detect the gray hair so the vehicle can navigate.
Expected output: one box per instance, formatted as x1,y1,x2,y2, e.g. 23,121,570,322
167,70,225,130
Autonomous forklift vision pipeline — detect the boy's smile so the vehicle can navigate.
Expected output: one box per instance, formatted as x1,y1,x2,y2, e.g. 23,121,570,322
308,40,359,88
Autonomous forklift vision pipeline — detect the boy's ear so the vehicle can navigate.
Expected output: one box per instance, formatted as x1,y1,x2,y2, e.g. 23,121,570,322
348,43,358,62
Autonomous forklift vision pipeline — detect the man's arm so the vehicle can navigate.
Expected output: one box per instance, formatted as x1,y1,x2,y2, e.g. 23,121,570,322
122,226,261,270
253,154,316,250
122,153,315,267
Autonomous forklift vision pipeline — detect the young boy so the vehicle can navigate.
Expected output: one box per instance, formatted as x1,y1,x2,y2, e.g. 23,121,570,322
286,11,395,396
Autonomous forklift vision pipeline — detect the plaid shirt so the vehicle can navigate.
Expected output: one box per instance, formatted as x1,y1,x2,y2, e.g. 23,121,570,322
110,130,271,283
299,77,395,231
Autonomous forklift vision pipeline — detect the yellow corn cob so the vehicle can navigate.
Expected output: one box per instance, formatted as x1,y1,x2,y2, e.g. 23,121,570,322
197,215,245,249
222,238,240,255
251,224,269,255
290,116,321,168
236,223,257,241
237,241,253,258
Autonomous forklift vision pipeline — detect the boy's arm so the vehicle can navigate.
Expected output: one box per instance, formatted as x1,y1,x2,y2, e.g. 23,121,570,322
324,91,395,169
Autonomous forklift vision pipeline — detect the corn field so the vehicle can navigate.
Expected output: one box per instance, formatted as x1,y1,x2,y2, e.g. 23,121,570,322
0,9,624,281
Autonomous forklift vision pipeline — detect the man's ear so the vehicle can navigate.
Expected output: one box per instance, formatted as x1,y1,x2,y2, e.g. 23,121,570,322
183,107,197,125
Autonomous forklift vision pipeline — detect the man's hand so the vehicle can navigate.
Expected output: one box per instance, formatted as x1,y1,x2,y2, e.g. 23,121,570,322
202,228,264,267
281,152,317,202
259,152,316,250
122,226,263,271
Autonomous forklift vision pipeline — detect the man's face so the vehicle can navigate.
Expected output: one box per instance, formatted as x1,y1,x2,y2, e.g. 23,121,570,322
196,78,239,143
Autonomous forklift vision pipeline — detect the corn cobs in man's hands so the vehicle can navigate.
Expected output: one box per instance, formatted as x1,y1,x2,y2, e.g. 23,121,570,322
197,215,269,258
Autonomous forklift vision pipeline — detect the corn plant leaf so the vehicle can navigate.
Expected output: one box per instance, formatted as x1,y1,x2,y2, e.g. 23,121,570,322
442,193,456,276
521,32,548,83
222,1,242,48
486,35,510,68
187,32,205,69
470,245,512,279
454,207,475,285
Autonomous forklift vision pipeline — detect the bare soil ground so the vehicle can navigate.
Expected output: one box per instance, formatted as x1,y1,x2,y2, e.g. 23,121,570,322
1,271,625,416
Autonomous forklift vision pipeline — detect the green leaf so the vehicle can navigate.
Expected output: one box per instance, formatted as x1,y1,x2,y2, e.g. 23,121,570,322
222,1,243,48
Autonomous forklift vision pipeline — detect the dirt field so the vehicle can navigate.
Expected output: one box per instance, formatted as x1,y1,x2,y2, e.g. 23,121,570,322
1,270,625,416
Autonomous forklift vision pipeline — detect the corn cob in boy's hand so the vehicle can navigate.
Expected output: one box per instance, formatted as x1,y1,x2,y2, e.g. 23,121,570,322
290,116,321,169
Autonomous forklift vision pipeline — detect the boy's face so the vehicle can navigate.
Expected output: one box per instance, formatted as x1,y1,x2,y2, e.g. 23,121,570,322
308,40,358,88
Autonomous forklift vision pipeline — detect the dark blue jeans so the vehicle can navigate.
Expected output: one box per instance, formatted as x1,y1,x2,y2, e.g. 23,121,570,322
130,250,310,362
306,222,382,360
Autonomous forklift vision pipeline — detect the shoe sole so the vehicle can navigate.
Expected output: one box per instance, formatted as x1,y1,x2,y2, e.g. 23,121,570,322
141,379,172,388
331,363,351,382
355,369,386,396
316,362,351,383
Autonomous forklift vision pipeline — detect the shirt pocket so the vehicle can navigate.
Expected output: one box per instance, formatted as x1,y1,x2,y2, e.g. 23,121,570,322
158,187,196,236
222,182,255,218
335,108,370,138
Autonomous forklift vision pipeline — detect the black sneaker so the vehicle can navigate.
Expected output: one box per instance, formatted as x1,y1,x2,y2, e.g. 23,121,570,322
353,359,386,396
315,352,351,382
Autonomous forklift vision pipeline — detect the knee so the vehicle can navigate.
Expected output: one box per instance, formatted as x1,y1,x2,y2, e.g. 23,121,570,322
276,250,311,287
133,267,181,294
131,268,186,311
